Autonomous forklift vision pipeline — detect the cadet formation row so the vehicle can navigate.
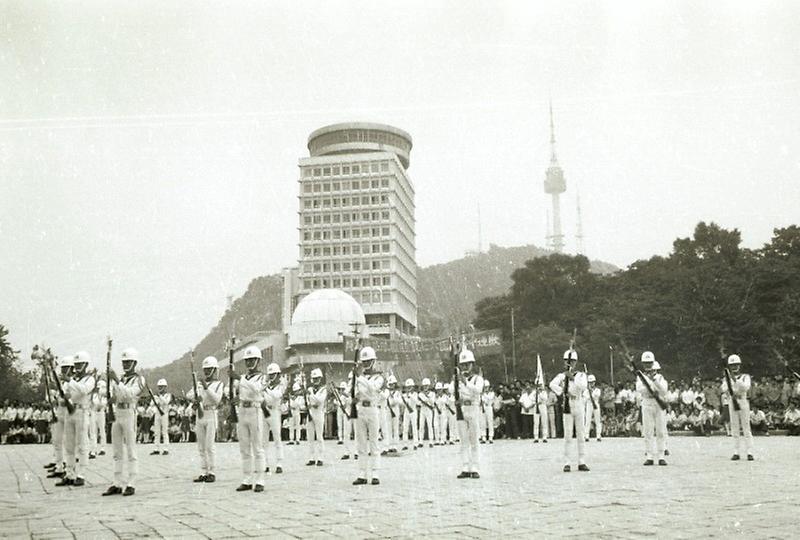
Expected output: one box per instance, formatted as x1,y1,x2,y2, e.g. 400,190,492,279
40,344,763,495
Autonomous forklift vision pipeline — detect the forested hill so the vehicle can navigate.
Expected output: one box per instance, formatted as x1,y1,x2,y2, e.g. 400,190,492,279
417,244,617,337
147,244,617,385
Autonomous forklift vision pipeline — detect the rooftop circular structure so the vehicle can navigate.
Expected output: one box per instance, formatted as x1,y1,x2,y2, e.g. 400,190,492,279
288,288,367,346
307,122,413,169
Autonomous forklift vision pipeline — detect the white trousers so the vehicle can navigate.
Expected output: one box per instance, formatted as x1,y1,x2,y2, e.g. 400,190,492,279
337,408,349,442
387,411,400,449
356,406,380,480
52,415,65,472
420,408,434,442
87,410,97,453
112,408,138,488
584,403,602,439
458,406,480,472
729,401,753,455
483,408,494,441
153,413,170,450
308,410,325,460
437,412,448,443
196,412,217,474
562,400,586,466
263,407,283,468
64,409,88,480
402,409,419,445
94,410,106,450
290,410,301,442
237,407,265,486
641,403,666,459
533,403,549,440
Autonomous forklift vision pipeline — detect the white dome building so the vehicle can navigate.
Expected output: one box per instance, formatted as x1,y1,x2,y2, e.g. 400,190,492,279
286,289,368,372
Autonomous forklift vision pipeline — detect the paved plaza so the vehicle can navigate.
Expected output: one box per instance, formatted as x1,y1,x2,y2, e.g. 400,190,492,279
0,436,798,539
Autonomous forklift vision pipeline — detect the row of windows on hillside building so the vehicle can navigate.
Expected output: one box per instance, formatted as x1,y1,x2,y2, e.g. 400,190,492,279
302,228,391,241
302,210,391,225
302,242,391,257
303,195,390,209
302,177,391,193
303,162,390,179
303,258,390,272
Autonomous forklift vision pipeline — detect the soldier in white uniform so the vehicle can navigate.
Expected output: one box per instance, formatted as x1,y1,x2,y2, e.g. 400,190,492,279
481,380,495,444
533,382,549,443
189,356,224,482
385,376,401,454
234,346,267,492
378,382,392,455
418,378,436,448
91,381,107,456
637,353,669,466
47,356,71,479
287,383,303,445
456,348,483,479
57,351,95,487
103,348,143,496
584,374,603,442
305,368,327,466
400,379,419,450
549,350,589,472
721,354,754,461
352,346,384,485
337,381,357,460
434,382,448,445
150,379,171,455
262,362,287,474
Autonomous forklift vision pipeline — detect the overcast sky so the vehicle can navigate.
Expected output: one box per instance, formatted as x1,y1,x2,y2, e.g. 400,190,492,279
2,1,799,369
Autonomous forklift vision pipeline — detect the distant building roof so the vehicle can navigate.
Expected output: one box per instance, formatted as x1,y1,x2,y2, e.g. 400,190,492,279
288,289,366,346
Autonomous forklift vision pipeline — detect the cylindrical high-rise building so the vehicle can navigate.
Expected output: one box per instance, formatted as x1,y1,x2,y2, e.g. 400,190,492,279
296,123,417,338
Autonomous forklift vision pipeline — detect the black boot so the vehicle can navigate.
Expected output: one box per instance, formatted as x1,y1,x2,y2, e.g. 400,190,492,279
102,485,122,496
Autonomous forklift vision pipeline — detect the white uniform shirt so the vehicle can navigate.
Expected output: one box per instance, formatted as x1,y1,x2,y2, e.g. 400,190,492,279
720,373,751,402
263,378,287,409
636,373,668,406
66,373,96,408
306,385,328,415
418,389,436,412
482,391,495,411
459,374,484,405
355,373,384,404
519,391,535,414
387,389,403,416
402,391,419,412
238,373,266,404
549,371,588,402
113,374,143,406
189,380,224,409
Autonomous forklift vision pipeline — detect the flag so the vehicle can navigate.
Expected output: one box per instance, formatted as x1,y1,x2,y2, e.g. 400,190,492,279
535,354,545,386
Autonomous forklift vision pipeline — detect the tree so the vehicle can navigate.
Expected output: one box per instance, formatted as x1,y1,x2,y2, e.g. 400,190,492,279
0,325,37,403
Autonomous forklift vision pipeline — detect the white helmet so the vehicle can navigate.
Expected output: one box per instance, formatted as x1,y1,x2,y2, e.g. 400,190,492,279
292,382,301,392
59,355,75,368
120,348,139,363
359,346,377,362
434,382,443,390
727,354,741,366
459,349,475,364
387,375,397,385
563,349,578,361
157,378,167,387
310,368,323,379
421,377,431,386
588,374,596,383
483,380,490,388
242,346,262,360
405,378,415,387
266,363,281,375
74,351,91,366
339,381,347,390
641,351,655,363
651,361,661,371
202,356,219,370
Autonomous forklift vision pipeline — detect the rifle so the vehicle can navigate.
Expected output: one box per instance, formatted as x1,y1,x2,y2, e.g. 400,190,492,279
451,335,464,421
38,348,57,423
48,353,75,415
329,383,350,420
478,367,486,414
562,329,578,414
719,338,741,412
386,371,397,419
772,348,800,382
585,363,599,410
349,327,361,420
620,340,667,411
144,379,165,416
190,350,203,420
228,336,238,424
105,337,115,423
